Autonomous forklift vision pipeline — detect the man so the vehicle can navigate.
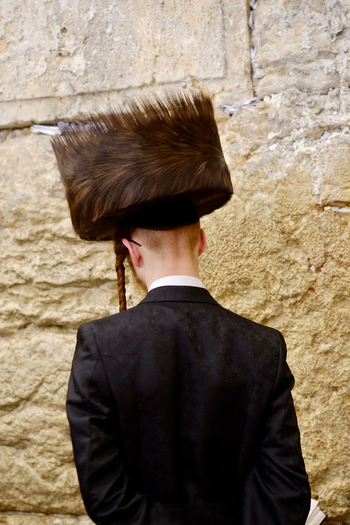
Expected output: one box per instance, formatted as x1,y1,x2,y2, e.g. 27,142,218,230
52,91,310,524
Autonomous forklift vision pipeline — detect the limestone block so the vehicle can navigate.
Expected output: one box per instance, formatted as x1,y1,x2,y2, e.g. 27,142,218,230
0,516,92,525
252,0,350,98
0,0,252,127
0,324,84,513
0,133,123,336
317,143,350,204
225,101,293,155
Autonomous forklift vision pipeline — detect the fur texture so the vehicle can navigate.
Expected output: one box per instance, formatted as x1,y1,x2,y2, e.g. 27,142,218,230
51,90,233,241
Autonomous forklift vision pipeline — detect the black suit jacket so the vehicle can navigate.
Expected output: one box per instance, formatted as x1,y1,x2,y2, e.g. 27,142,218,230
66,286,310,525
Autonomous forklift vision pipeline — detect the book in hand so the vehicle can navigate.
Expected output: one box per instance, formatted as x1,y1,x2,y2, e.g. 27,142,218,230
306,498,326,525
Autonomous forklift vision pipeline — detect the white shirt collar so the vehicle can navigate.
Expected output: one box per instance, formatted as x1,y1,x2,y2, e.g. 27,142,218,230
148,275,205,292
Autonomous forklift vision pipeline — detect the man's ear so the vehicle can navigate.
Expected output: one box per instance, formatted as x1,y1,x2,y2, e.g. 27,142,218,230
122,238,142,267
198,229,206,256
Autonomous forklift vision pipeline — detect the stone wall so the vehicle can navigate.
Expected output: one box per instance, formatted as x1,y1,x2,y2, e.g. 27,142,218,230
0,0,349,523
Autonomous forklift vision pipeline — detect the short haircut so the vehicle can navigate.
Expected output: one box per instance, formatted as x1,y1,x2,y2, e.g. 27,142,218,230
129,222,201,256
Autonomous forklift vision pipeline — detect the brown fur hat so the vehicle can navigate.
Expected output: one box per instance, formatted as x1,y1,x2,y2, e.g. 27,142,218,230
51,90,233,242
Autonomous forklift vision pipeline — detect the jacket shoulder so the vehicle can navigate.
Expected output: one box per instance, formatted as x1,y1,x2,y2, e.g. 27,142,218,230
219,305,285,356
79,299,285,368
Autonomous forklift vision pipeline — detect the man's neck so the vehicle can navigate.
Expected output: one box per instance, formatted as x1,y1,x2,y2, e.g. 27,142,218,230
143,259,200,291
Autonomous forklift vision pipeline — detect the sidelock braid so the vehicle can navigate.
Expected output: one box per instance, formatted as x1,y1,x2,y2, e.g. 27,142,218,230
113,234,127,312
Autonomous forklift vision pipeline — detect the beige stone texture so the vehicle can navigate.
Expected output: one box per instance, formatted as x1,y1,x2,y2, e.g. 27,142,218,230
0,134,123,336
0,325,84,513
252,0,350,99
0,516,92,525
0,0,252,128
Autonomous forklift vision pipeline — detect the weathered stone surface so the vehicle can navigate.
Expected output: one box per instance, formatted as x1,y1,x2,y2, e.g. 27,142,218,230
0,134,123,336
0,515,92,525
252,0,350,99
0,324,84,513
0,0,252,127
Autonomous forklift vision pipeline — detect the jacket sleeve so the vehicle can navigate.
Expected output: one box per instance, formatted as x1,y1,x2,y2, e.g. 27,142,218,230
66,323,181,525
241,332,311,525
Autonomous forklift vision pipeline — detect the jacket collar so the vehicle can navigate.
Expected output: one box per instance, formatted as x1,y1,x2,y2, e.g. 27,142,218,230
140,285,219,306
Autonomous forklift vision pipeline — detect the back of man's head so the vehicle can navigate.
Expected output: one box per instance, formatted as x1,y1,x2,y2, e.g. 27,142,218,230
123,222,206,291
130,222,201,257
